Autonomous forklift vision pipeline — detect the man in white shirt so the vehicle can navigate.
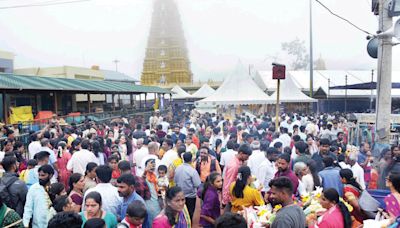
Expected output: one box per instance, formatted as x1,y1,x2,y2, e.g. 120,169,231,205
67,139,99,175
220,127,230,149
133,138,149,174
138,142,161,176
247,141,265,176
83,165,122,215
220,141,238,176
298,126,307,141
347,151,366,189
28,134,42,160
209,128,222,149
330,121,343,141
278,127,291,148
269,132,284,148
280,118,294,134
293,116,302,131
256,147,279,193
306,119,319,136
149,110,163,130
160,119,170,134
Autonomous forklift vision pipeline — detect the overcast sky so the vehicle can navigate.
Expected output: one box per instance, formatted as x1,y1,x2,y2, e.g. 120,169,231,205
0,0,398,81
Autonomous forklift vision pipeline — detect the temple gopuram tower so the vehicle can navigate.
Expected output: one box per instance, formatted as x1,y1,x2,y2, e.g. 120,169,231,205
141,0,193,85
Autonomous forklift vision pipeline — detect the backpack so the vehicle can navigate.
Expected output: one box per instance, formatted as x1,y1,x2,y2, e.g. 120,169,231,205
0,176,18,209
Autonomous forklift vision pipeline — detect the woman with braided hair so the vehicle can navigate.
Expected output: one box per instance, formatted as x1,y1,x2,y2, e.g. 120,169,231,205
229,166,264,213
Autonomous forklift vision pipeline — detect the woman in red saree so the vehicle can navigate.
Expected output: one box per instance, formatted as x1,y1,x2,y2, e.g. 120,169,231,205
340,169,365,226
57,141,71,190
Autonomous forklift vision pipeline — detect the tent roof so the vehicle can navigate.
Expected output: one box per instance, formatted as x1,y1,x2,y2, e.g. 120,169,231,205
171,85,193,99
191,84,216,98
197,63,273,105
255,70,400,98
268,73,317,103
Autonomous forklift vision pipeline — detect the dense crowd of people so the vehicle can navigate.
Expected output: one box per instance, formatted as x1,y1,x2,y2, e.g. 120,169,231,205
0,109,399,228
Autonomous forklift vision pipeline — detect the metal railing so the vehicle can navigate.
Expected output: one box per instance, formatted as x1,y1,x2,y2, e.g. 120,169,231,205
0,108,157,150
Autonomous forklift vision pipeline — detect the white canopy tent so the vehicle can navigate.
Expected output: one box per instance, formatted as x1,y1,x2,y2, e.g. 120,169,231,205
255,70,400,98
170,85,193,99
196,63,274,106
267,73,317,103
191,84,216,99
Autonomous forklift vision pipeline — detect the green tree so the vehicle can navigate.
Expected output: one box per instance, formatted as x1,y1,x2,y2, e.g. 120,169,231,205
281,38,309,70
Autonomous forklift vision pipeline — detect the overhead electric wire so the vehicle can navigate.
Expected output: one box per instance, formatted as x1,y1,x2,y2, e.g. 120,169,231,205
314,0,373,35
0,0,91,9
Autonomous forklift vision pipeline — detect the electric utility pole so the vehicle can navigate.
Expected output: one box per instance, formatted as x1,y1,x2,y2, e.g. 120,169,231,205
375,0,393,144
309,0,314,97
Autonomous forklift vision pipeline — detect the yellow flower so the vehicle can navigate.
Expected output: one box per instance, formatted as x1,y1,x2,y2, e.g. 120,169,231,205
273,204,282,212
301,194,310,203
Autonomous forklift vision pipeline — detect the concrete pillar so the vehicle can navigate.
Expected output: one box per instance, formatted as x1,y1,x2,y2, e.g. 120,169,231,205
87,93,91,113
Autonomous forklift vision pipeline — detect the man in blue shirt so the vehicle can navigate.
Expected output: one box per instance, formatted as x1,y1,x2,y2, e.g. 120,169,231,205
174,152,201,220
116,174,146,222
319,156,343,196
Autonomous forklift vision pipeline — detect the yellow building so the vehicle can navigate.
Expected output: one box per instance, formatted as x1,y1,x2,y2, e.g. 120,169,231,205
141,0,193,85
15,66,106,103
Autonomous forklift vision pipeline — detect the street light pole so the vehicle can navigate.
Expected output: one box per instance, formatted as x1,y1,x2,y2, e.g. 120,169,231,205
113,59,120,72
345,75,348,113
309,0,314,98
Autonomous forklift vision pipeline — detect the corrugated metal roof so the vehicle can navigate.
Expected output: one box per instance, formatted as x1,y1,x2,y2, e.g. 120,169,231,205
101,70,140,83
0,73,170,94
